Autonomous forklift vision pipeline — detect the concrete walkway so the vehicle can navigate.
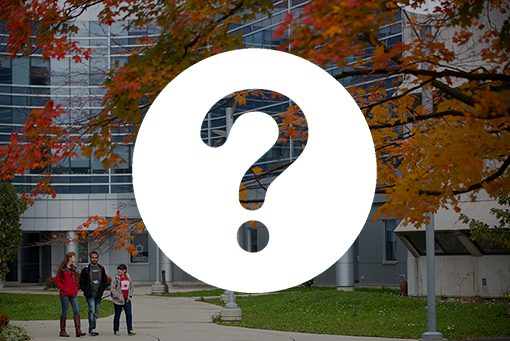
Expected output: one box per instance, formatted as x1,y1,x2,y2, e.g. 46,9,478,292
1,285,414,341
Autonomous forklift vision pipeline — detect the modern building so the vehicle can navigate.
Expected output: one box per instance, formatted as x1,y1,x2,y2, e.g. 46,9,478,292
0,1,408,290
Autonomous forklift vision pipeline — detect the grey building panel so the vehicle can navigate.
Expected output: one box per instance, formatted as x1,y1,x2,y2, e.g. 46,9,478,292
89,199,107,217
46,218,60,231
367,221,384,263
21,218,35,231
127,264,150,283
36,218,48,231
370,263,383,285
60,200,73,217
73,200,89,217
358,262,370,284
382,264,397,284
35,200,48,218
60,218,74,231
48,200,60,217
358,225,371,263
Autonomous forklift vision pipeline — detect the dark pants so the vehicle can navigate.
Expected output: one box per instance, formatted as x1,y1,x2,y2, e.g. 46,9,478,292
86,293,102,332
113,301,133,332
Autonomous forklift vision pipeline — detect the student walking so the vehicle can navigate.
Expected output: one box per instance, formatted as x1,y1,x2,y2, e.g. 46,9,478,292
110,264,136,336
56,252,86,337
79,251,108,336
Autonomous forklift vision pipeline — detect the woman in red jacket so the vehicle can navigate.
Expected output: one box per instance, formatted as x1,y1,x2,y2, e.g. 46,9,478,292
55,252,86,337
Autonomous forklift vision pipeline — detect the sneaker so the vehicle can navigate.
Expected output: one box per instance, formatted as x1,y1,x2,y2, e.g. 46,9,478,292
128,330,136,336
90,330,99,336
114,331,120,336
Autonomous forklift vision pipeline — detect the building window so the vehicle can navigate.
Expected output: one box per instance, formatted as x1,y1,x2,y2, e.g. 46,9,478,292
78,239,89,264
385,220,397,261
130,233,149,263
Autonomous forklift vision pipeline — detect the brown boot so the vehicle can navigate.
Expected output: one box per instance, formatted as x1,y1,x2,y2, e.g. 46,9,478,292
73,314,86,337
59,316,69,337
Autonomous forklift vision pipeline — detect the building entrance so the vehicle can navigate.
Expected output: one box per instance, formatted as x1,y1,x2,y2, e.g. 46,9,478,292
5,233,41,285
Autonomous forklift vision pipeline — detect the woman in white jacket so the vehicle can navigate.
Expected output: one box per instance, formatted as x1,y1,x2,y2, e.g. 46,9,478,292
110,264,136,336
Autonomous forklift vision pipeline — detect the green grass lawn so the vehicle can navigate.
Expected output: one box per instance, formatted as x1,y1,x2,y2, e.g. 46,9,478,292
0,293,115,321
206,288,510,340
154,285,333,298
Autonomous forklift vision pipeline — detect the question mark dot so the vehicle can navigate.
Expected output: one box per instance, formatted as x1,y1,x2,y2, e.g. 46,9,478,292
237,221,269,253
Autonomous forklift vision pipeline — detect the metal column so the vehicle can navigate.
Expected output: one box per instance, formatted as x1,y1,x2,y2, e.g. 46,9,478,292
421,214,442,340
336,245,355,291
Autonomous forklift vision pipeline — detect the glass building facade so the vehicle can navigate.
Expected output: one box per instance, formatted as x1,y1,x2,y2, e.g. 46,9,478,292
1,1,403,193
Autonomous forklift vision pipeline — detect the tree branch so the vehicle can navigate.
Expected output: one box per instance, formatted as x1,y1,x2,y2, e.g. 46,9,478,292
420,154,510,196
369,110,466,130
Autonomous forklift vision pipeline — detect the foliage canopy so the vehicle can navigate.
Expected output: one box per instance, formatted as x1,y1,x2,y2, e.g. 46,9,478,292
0,0,509,252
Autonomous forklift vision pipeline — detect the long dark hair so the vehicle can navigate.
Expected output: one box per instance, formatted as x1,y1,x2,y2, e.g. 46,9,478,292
57,252,76,278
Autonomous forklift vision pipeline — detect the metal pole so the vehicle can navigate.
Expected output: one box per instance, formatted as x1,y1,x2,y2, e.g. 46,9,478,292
223,106,237,309
225,290,238,308
421,214,442,340
421,17,441,338
154,245,161,285
335,245,355,291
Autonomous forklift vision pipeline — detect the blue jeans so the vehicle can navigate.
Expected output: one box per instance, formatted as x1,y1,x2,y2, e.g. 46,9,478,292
60,295,79,317
113,301,133,332
86,293,102,332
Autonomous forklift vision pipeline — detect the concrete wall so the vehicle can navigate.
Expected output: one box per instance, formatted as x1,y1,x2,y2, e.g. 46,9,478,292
20,193,140,231
408,253,510,298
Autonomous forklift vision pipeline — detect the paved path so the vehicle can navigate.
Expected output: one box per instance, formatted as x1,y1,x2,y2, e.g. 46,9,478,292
1,285,414,341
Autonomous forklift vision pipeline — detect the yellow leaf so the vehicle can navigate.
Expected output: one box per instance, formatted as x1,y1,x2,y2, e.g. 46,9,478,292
252,167,262,174
374,44,385,58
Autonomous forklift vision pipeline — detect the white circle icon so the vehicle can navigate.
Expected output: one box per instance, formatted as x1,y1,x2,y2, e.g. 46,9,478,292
133,49,376,293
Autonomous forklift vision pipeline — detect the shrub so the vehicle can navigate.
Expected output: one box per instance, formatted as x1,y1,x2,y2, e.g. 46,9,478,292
0,309,9,328
0,324,30,341
44,276,57,290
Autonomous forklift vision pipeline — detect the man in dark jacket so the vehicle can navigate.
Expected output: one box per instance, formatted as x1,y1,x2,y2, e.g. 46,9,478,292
79,251,108,337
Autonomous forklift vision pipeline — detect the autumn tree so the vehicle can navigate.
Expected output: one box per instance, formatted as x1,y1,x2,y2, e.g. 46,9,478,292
0,0,509,252
275,0,510,226
0,181,28,282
